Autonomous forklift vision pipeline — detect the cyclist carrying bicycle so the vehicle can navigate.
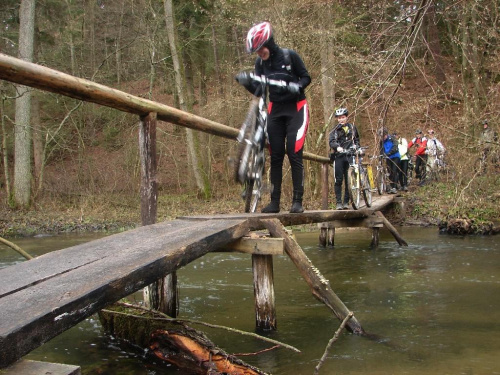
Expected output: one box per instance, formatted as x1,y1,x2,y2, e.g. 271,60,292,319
329,108,360,210
236,21,311,214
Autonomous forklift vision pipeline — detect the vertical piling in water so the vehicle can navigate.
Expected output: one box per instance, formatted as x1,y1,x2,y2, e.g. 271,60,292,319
252,254,277,330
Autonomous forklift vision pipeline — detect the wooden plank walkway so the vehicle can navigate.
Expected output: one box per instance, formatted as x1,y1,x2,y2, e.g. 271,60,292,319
0,194,395,368
0,218,249,368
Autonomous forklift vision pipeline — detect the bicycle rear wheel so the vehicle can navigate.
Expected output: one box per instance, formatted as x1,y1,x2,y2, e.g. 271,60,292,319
376,167,385,195
348,166,361,210
361,168,372,207
243,178,256,213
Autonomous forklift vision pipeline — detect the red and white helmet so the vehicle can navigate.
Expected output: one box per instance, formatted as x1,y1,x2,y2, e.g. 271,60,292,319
246,22,273,53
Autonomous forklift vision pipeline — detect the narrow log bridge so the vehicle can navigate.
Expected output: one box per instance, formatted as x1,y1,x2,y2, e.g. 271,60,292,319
0,196,404,369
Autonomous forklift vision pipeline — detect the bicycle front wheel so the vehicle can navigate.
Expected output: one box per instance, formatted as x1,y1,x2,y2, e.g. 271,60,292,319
348,166,361,210
361,168,372,207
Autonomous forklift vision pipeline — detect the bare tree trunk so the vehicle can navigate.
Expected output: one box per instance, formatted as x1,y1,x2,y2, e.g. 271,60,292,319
1,92,11,201
115,0,126,87
31,94,42,190
163,0,205,195
211,25,223,95
14,0,36,208
424,0,446,86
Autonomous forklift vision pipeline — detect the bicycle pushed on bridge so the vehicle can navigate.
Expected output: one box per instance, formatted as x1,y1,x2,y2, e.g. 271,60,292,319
234,72,295,213
338,145,373,209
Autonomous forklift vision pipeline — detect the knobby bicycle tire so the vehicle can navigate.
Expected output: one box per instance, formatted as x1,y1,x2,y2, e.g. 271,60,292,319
376,166,386,195
361,167,372,207
348,166,361,210
234,101,258,184
243,178,255,213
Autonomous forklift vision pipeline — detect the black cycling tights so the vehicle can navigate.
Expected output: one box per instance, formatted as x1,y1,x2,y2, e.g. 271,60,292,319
266,100,309,201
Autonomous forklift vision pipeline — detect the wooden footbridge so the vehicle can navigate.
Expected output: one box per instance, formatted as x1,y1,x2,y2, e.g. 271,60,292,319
0,53,407,372
0,194,406,370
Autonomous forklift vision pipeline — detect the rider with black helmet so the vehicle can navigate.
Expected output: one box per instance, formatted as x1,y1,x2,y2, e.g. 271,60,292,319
329,108,360,210
238,21,311,214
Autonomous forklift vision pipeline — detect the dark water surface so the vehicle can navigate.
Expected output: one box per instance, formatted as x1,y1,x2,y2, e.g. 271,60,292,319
1,227,499,374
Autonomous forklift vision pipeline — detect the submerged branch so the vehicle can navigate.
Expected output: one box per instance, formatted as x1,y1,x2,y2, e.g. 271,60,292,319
113,301,300,353
0,237,33,260
314,312,353,375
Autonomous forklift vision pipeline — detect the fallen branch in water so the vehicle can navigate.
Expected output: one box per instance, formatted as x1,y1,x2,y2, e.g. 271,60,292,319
99,302,300,374
0,236,33,260
314,312,353,375
114,301,300,353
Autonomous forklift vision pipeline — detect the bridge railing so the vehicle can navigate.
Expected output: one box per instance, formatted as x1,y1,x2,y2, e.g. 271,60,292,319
0,52,331,209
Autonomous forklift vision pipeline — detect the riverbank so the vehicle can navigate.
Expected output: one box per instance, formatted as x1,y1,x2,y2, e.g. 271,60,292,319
1,175,499,237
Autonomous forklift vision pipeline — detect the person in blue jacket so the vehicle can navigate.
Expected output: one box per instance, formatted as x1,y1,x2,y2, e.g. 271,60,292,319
380,128,400,194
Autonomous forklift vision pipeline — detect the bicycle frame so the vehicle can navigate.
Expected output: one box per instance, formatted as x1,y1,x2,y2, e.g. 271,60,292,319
341,146,372,209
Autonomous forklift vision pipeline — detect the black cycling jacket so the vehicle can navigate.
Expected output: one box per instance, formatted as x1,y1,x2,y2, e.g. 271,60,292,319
329,122,360,156
245,38,311,103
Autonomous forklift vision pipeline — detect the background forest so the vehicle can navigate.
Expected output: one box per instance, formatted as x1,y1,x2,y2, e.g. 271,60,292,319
0,0,499,234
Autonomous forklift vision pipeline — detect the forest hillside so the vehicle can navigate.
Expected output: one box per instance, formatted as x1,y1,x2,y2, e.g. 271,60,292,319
0,0,499,236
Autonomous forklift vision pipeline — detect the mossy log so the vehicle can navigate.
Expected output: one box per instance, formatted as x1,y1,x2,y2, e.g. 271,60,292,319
98,304,268,375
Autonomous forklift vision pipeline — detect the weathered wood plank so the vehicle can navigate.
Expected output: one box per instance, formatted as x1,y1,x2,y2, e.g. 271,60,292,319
0,220,200,298
179,195,395,228
219,237,284,255
1,360,81,375
0,219,249,368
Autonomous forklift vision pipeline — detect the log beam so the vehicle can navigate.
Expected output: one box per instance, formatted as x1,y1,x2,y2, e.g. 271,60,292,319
375,211,408,246
260,218,365,334
219,237,284,255
0,53,328,164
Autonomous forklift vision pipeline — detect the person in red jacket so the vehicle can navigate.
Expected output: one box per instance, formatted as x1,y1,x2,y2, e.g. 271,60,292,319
408,129,428,184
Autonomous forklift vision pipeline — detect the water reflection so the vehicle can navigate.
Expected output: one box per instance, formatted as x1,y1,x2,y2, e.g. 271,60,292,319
1,227,499,374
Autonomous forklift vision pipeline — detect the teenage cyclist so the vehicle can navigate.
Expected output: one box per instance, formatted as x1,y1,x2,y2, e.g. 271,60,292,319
408,129,427,184
237,21,311,213
329,108,360,210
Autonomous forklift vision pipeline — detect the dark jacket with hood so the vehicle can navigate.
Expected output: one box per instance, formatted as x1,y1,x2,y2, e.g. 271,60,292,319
245,38,311,103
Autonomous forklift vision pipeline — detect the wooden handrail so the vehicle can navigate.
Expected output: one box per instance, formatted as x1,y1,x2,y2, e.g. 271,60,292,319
0,53,329,164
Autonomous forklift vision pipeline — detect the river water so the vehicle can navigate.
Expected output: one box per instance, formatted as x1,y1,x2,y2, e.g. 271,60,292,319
1,227,499,375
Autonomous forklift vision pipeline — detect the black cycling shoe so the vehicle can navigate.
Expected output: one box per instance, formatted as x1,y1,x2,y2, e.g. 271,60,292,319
290,201,304,213
262,201,280,213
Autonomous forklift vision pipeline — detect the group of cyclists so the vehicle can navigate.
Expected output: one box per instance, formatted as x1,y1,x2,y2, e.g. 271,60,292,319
237,21,454,213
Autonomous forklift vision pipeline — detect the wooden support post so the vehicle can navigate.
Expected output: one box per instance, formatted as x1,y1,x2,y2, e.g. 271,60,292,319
321,163,329,210
139,112,158,225
318,222,335,247
375,211,408,246
319,227,327,247
252,254,277,330
370,227,380,249
139,112,178,317
328,227,335,247
260,219,365,334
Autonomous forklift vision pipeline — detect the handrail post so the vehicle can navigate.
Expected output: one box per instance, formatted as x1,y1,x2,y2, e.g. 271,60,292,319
139,112,178,317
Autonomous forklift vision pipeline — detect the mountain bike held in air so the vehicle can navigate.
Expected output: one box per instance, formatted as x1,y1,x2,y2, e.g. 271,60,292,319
234,72,294,213
234,87,267,213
